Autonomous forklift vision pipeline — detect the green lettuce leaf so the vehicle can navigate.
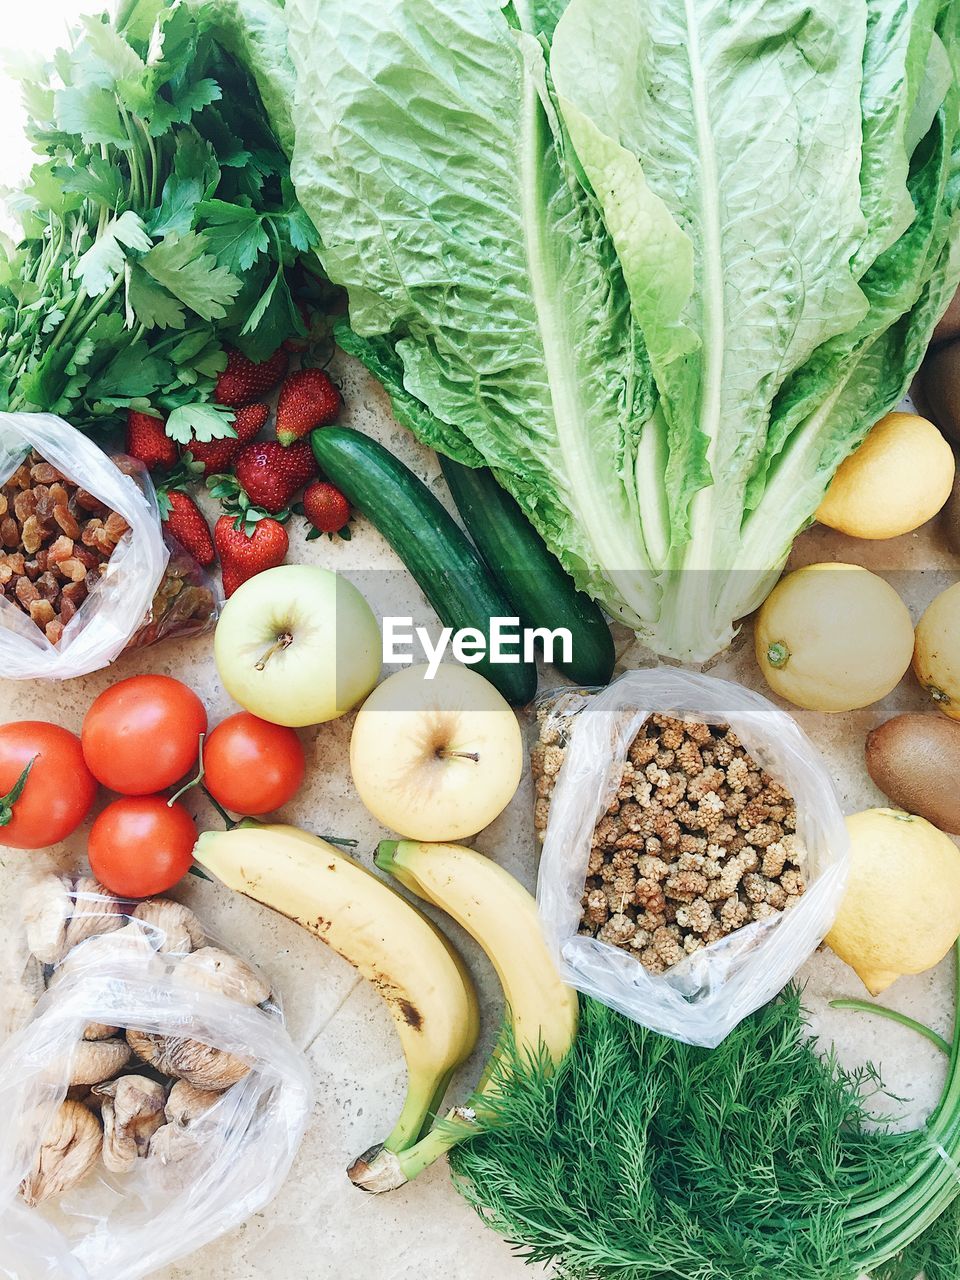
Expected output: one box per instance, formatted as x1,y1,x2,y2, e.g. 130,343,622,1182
266,0,960,661
286,0,661,621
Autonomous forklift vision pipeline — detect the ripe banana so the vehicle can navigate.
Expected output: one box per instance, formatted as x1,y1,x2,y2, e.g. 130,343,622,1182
349,839,578,1192
193,824,480,1154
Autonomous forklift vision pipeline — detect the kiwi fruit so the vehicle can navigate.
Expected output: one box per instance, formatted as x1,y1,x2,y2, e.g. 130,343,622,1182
865,713,960,833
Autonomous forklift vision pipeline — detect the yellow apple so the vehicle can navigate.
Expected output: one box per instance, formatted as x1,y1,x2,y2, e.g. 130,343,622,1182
215,565,381,726
350,663,523,841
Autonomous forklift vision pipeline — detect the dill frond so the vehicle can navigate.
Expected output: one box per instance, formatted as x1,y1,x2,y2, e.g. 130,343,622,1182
451,983,960,1280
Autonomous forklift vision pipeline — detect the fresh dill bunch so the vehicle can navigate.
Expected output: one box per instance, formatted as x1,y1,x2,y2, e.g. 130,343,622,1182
451,989,957,1280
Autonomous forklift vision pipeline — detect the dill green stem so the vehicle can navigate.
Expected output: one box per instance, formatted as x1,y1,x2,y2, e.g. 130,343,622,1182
847,942,960,1270
829,998,952,1056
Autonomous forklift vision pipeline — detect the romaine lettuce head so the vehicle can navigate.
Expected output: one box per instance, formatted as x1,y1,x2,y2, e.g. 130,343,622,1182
257,0,960,660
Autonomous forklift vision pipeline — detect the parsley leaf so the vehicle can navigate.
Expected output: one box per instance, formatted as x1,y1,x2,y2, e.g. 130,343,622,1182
197,199,268,273
55,84,129,149
140,232,241,321
148,78,222,136
87,342,173,399
166,402,237,445
75,210,152,296
56,155,123,209
80,14,146,86
127,265,186,330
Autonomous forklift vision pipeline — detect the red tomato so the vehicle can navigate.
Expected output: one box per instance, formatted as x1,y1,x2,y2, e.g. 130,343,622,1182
82,675,207,795
0,721,98,849
204,713,306,815
88,796,196,898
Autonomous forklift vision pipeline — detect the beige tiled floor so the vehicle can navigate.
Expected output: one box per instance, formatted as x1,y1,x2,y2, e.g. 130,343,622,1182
0,360,957,1278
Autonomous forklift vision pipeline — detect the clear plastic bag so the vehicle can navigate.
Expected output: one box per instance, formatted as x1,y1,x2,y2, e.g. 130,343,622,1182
0,413,169,679
536,669,849,1048
0,878,313,1280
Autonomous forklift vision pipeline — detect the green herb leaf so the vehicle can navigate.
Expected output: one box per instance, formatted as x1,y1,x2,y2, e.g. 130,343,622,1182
166,402,237,444
87,342,172,398
140,231,241,321
54,84,130,149
148,77,222,136
197,199,269,272
56,155,124,209
80,13,146,85
127,265,186,330
75,210,152,296
237,263,301,359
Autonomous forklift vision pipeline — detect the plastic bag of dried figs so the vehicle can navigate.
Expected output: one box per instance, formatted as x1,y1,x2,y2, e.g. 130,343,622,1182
0,413,217,679
534,669,849,1048
0,876,312,1280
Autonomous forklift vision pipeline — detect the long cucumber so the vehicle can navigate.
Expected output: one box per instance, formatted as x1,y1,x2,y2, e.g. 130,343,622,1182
439,457,615,685
310,427,537,705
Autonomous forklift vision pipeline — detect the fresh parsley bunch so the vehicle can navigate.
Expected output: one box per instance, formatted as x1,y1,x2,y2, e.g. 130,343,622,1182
0,0,318,444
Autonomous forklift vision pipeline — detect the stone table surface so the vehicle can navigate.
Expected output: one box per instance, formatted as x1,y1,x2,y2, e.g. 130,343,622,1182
0,357,957,1280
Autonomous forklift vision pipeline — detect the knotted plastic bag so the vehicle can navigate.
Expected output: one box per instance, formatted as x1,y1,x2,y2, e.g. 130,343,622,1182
0,879,312,1280
536,669,849,1048
0,413,169,679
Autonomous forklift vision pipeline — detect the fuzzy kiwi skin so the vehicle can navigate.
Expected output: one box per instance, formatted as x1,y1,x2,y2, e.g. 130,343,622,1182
865,714,960,834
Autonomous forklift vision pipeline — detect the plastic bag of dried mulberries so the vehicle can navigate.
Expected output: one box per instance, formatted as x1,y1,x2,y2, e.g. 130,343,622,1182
533,669,849,1048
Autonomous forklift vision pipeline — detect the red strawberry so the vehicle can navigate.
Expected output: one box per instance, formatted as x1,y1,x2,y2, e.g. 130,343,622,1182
160,491,215,566
183,404,269,476
215,515,289,596
275,369,341,445
302,480,350,535
125,410,176,471
233,440,316,514
214,348,289,408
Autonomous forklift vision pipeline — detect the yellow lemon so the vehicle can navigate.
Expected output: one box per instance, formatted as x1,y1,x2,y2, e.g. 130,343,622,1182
816,411,955,539
754,563,913,712
914,582,960,721
826,808,960,995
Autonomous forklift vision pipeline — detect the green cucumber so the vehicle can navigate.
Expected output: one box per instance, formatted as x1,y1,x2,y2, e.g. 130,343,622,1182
310,427,537,705
439,457,615,686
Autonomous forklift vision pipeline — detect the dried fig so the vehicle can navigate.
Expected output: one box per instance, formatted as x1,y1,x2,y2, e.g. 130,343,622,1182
23,876,72,964
61,877,123,952
126,1028,249,1089
178,947,270,1005
67,1037,132,1086
132,900,205,954
94,1075,166,1173
20,1100,101,1206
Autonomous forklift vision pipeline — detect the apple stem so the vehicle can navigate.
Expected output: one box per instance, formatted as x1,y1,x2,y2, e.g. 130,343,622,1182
255,631,293,671
436,749,480,763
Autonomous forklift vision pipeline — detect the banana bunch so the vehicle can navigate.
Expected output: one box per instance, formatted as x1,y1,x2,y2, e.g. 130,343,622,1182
349,839,579,1193
193,826,578,1191
193,824,480,1155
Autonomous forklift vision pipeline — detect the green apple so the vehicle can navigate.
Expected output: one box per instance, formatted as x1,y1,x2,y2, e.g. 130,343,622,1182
214,565,381,726
350,663,523,840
